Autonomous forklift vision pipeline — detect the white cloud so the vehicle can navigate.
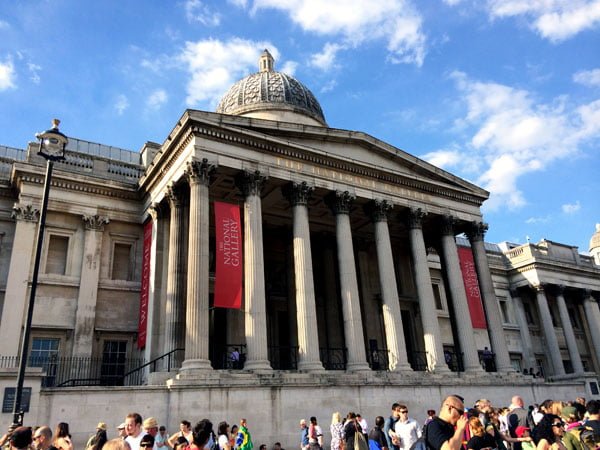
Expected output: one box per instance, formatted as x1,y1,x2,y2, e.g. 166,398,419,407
0,20,9,29
280,60,298,75
0,58,15,90
147,89,168,110
422,149,462,169
228,0,248,7
562,200,581,214
184,0,221,26
28,63,41,84
320,79,337,93
115,95,129,115
250,0,426,66
178,38,278,107
309,42,344,71
486,0,600,42
573,68,600,87
442,71,600,211
525,216,550,224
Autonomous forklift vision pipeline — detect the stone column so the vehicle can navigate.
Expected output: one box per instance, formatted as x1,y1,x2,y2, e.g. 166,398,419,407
534,284,565,376
144,204,162,363
0,204,40,356
510,288,536,371
164,184,186,364
283,181,324,372
367,200,412,372
326,190,370,372
467,222,513,372
555,285,584,375
72,214,109,358
439,215,483,373
235,170,271,371
180,159,216,373
406,208,450,373
582,291,600,372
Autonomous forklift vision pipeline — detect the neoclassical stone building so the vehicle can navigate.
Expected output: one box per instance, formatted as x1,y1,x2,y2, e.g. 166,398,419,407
0,50,599,439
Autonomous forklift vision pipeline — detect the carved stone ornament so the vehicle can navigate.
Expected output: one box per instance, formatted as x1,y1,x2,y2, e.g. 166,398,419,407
11,203,40,222
365,199,392,223
466,221,489,242
82,214,110,231
406,207,426,229
148,202,161,221
165,183,184,207
186,158,216,186
326,190,355,215
235,170,267,198
283,181,314,206
440,214,457,236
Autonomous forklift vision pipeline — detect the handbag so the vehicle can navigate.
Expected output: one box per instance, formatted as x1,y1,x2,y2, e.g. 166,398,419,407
354,424,368,450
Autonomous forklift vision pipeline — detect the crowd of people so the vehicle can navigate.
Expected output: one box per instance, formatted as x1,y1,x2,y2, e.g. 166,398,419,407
1,394,599,450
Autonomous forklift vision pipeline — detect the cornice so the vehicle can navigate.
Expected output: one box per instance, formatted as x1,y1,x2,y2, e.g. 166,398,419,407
140,119,486,207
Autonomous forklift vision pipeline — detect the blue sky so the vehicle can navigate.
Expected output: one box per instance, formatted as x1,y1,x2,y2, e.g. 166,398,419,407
1,0,599,252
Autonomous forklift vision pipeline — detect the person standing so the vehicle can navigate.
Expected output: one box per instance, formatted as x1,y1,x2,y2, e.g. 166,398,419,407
9,427,33,450
54,423,73,450
330,412,345,450
393,405,421,450
143,418,160,450
369,417,388,450
425,395,468,450
156,427,169,449
236,419,253,450
33,426,58,450
300,420,309,450
384,404,402,450
125,413,148,450
508,396,530,450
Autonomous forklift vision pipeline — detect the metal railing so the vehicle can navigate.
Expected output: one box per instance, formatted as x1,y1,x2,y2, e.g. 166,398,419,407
444,351,464,372
319,347,347,370
367,349,389,371
211,344,246,370
409,351,430,371
268,346,298,370
479,351,497,372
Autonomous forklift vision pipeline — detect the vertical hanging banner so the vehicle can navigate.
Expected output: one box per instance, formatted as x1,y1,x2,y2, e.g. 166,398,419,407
138,220,153,349
214,202,243,309
457,245,487,329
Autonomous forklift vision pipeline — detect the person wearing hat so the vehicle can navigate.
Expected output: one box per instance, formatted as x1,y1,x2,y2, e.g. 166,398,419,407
86,423,108,450
9,427,33,450
117,424,127,440
514,427,535,450
143,418,160,450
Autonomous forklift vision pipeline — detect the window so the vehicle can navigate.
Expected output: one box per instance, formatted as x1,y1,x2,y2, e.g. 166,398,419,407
498,296,511,323
523,302,535,325
568,307,581,329
45,235,69,275
101,340,127,386
510,355,522,372
30,338,59,366
432,284,443,310
112,243,133,280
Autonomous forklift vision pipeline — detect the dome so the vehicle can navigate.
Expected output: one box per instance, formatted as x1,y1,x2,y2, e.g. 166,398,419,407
590,223,600,251
216,50,327,126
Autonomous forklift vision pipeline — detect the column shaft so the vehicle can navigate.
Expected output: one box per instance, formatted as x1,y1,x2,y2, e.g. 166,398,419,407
237,171,271,371
535,285,565,376
407,209,449,373
468,223,513,372
369,201,411,371
164,186,186,364
440,216,483,373
0,205,39,356
555,287,583,374
181,160,215,372
510,290,536,371
583,294,600,372
72,215,109,358
328,191,369,371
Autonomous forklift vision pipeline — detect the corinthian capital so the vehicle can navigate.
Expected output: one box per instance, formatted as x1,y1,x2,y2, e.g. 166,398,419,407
283,181,314,206
12,203,40,222
365,199,392,223
82,214,110,231
405,207,426,229
235,170,267,197
466,221,488,242
326,190,355,215
186,158,216,186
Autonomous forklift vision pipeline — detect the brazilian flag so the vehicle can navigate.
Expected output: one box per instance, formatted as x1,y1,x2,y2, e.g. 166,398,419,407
235,426,253,450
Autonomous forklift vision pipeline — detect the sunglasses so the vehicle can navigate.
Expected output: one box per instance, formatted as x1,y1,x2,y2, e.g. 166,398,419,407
399,410,408,414
552,423,564,428
449,405,465,416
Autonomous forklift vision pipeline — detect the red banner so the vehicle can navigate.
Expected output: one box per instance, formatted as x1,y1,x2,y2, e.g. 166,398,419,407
138,220,153,349
457,246,487,329
214,202,243,309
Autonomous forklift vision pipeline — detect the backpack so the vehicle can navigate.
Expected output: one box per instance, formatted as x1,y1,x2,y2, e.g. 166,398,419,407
410,423,431,450
569,425,600,450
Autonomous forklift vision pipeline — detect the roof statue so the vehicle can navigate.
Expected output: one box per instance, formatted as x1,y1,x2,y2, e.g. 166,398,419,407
216,49,327,126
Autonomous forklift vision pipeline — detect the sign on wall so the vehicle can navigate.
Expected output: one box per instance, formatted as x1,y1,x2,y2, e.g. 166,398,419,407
457,245,487,329
214,202,242,309
138,219,153,349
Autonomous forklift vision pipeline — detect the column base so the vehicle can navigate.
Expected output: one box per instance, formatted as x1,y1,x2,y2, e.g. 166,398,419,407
179,358,213,374
430,364,452,374
243,359,272,372
346,361,372,372
298,361,326,373
389,363,414,372
464,365,485,374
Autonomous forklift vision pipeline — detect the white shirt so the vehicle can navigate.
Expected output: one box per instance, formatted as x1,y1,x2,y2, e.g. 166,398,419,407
126,433,148,450
394,418,421,450
358,418,368,434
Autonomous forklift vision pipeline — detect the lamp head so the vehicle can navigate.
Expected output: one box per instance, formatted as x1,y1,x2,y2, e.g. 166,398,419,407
36,119,68,160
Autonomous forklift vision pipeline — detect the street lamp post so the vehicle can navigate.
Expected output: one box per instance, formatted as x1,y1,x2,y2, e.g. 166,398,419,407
11,119,67,427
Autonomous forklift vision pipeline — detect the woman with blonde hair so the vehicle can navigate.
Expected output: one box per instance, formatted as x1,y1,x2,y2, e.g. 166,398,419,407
331,412,345,450
467,417,496,450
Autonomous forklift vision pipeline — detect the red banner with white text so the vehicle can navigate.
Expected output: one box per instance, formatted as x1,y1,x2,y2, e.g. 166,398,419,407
457,245,487,329
138,220,153,349
214,202,243,309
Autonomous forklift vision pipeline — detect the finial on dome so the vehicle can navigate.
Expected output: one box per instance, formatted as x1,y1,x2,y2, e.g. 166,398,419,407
259,49,274,73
